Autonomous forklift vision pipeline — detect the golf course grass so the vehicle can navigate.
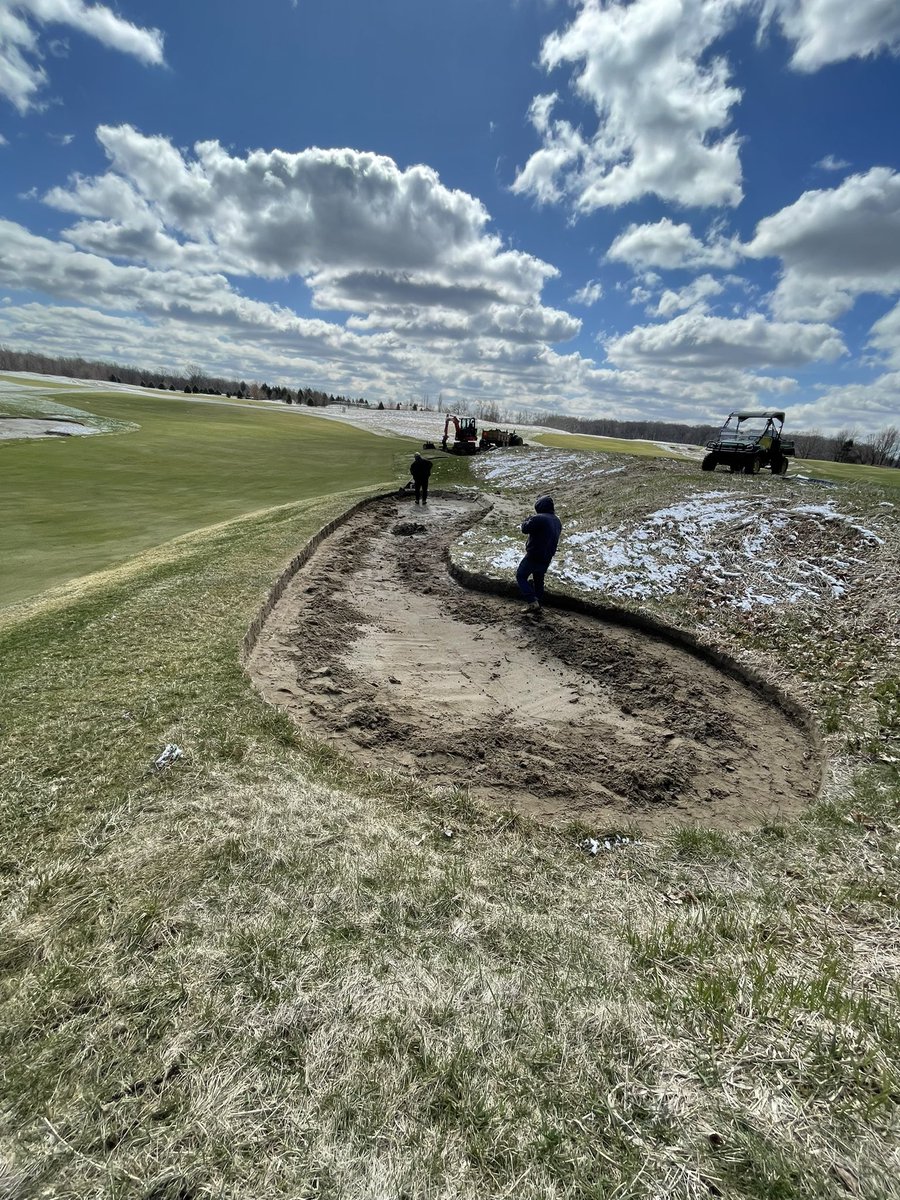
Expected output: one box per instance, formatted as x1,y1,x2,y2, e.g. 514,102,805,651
534,430,900,489
0,373,60,387
1,385,898,1198
533,431,695,458
0,391,412,608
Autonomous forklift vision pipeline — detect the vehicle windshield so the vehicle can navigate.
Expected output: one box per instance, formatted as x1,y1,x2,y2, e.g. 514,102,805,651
719,416,769,441
736,418,770,436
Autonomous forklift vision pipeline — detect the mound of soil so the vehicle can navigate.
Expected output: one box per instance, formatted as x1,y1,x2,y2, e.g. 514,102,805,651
248,494,820,832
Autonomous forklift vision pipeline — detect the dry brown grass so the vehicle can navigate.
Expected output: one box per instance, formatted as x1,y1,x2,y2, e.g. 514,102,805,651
1,466,898,1199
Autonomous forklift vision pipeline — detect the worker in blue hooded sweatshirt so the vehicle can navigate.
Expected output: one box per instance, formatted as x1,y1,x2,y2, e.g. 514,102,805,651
517,495,562,616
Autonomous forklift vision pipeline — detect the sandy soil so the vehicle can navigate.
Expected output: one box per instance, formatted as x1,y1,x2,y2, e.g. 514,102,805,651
248,493,821,833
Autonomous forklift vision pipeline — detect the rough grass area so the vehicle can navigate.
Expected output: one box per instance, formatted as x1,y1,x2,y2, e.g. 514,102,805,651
533,431,900,490
1,449,899,1197
464,449,900,763
0,388,412,608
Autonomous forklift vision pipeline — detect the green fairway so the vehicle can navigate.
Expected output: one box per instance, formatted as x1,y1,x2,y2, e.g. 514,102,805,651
533,430,694,458
0,391,410,608
0,374,63,387
787,458,900,488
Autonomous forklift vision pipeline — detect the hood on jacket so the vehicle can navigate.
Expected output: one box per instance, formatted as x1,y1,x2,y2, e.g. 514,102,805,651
535,495,555,514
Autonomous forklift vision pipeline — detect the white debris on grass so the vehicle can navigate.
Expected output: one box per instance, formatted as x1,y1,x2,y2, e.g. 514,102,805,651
152,743,183,771
581,834,637,855
470,490,885,613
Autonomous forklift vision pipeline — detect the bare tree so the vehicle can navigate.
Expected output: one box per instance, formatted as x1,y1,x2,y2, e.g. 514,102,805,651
184,363,207,392
865,425,900,467
831,428,859,462
792,428,834,461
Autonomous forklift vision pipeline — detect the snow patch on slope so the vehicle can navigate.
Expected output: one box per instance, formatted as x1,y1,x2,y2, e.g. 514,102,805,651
461,488,884,612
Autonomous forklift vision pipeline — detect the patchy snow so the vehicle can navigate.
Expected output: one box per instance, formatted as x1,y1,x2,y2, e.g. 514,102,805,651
0,417,97,441
0,393,138,438
470,447,624,490
464,488,887,612
792,503,884,543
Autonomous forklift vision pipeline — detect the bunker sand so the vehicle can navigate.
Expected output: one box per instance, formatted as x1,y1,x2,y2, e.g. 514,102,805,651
248,494,820,832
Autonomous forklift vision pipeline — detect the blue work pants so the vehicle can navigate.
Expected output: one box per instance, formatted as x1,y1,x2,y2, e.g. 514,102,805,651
516,554,549,604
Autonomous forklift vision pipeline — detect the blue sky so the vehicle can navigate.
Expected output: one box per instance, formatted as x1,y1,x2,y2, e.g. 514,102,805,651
1,0,899,433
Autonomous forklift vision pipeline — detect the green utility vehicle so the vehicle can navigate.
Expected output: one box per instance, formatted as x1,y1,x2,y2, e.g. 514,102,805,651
701,410,795,475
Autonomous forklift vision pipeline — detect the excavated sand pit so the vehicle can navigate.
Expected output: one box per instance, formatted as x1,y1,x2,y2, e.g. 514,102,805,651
248,493,821,832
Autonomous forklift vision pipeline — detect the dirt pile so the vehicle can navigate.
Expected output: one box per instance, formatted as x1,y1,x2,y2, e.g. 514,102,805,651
248,493,821,832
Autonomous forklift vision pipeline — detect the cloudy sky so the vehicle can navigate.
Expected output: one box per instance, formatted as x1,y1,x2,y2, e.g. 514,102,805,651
1,0,899,432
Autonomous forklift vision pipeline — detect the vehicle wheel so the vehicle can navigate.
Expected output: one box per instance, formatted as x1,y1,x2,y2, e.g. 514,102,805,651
744,455,761,475
701,453,718,472
778,458,789,475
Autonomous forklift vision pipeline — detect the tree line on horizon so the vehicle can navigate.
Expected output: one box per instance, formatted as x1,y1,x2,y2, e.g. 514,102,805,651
1,344,896,468
531,411,899,469
0,346,364,411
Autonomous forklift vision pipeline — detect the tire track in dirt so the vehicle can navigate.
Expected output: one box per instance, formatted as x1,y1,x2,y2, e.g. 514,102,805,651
247,492,821,832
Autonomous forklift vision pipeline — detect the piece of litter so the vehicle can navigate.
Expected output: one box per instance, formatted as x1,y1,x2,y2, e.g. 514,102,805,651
442,827,454,839
152,743,183,771
581,834,635,856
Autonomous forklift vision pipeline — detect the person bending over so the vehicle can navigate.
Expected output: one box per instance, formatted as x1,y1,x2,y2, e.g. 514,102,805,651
409,452,433,505
516,494,562,616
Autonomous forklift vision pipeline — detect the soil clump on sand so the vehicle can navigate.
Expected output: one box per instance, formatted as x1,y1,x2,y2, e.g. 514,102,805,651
248,493,820,832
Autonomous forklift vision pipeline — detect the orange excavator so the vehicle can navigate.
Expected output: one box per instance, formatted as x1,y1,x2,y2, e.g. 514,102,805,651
441,414,479,455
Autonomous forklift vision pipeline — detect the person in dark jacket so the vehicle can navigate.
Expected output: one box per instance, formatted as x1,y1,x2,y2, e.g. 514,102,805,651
516,494,562,615
409,452,433,505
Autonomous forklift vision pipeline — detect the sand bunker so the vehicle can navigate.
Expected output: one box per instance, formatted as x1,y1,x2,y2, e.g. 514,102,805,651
248,493,821,832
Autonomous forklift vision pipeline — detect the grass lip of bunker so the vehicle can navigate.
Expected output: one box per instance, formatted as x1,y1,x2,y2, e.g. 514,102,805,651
702,410,795,476
246,490,823,833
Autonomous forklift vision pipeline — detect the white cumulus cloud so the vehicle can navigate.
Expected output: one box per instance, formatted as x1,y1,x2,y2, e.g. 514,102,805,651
0,117,593,412
746,167,900,319
606,218,740,270
762,0,900,71
654,274,725,316
514,0,900,215
815,153,850,172
45,126,560,317
868,300,900,367
0,0,164,113
513,0,744,210
570,279,603,306
774,370,900,431
606,311,845,370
